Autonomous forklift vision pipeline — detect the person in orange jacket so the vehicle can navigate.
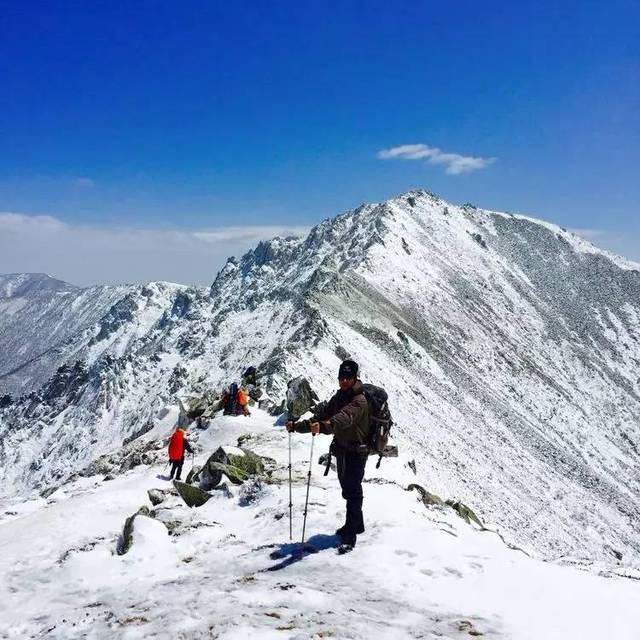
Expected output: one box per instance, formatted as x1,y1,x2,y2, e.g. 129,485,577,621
237,387,251,416
168,425,193,481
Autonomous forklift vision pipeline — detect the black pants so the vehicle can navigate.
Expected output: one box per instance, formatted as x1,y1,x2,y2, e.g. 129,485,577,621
169,458,184,480
335,449,368,543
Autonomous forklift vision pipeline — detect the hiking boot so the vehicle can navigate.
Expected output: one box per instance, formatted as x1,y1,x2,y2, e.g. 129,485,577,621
338,543,354,555
335,523,364,537
336,528,357,546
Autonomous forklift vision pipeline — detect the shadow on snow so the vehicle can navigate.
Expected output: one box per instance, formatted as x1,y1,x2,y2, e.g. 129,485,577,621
260,533,342,571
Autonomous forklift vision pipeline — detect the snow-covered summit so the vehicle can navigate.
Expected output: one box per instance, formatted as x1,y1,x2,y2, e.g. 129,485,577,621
0,272,77,299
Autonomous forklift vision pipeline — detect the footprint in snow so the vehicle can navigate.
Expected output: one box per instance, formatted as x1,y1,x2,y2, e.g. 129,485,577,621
394,549,418,558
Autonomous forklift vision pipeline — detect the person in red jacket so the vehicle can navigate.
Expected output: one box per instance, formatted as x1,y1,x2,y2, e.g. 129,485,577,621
167,425,193,481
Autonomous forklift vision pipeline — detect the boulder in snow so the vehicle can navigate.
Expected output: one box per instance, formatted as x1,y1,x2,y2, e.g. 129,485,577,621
407,483,444,506
148,488,168,506
173,480,212,508
185,464,202,485
117,505,151,555
446,499,483,527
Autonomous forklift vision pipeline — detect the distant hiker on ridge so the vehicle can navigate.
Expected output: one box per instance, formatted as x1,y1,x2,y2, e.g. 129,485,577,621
286,360,369,552
222,383,251,416
168,425,193,481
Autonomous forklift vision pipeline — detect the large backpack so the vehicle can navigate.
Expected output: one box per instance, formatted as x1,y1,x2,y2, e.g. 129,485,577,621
362,383,393,468
224,383,239,415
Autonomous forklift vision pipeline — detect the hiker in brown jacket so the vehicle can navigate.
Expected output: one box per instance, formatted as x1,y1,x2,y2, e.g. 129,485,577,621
287,360,369,550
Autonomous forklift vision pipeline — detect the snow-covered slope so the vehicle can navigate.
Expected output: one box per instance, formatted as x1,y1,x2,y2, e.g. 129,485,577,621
0,273,184,395
1,189,639,568
1,410,638,640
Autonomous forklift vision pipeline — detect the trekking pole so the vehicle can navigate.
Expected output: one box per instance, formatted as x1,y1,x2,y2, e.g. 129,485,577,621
288,431,293,541
301,433,316,545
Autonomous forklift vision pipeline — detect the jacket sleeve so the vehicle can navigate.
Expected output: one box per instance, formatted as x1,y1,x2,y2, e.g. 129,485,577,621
312,400,330,421
324,394,367,437
184,439,193,454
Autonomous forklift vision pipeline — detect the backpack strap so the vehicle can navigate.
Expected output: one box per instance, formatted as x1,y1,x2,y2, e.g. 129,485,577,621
324,441,336,476
323,451,332,476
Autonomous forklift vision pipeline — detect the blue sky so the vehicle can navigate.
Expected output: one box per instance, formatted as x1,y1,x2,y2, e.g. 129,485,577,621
1,1,638,284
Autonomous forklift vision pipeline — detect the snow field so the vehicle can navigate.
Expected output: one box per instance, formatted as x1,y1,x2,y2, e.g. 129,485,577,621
1,410,638,639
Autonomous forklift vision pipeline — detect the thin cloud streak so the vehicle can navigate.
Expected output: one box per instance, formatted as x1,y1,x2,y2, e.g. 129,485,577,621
377,143,496,175
0,212,310,286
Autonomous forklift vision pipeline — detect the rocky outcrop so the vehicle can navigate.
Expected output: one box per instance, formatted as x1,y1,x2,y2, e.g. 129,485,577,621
286,377,318,419
173,481,212,508
80,438,165,479
406,484,483,527
117,505,151,555
196,446,266,490
407,484,444,506
148,488,173,506
446,500,483,527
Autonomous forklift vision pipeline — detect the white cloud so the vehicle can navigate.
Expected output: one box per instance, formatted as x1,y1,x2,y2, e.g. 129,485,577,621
193,225,310,243
0,212,310,286
72,177,96,188
377,143,496,175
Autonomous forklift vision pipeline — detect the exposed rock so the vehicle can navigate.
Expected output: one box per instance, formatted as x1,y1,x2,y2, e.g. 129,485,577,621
197,446,266,489
247,385,262,402
605,546,623,562
151,505,184,533
286,376,318,420
213,482,234,499
184,392,223,421
117,505,151,555
148,489,167,506
236,434,254,447
268,399,286,416
122,419,155,446
195,417,211,430
407,459,417,475
173,480,211,508
407,483,444,506
406,485,482,527
40,485,59,499
258,398,275,412
185,465,202,485
446,500,483,527
80,458,114,478
233,449,265,475
239,477,264,506
80,437,164,479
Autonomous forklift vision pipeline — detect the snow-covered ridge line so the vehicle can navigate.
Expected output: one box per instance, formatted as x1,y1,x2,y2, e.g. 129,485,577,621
1,188,640,568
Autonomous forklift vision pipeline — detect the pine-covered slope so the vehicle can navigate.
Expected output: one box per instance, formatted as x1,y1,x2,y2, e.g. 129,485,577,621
1,189,639,564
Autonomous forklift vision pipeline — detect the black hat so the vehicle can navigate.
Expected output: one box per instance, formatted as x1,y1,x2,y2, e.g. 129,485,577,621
338,360,359,379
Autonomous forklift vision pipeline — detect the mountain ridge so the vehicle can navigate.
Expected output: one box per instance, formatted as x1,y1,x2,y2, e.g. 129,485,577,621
1,189,639,565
